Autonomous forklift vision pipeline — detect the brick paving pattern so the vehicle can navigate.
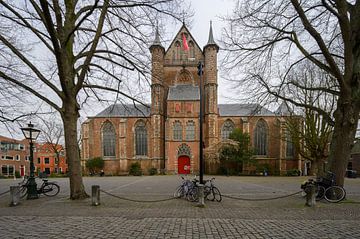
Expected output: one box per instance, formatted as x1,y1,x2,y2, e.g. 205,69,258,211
0,176,359,238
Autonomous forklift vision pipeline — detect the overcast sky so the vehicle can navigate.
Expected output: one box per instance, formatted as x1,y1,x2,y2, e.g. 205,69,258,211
0,0,236,139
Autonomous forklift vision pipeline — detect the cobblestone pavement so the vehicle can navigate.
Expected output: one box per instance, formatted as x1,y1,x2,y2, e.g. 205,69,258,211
0,176,360,238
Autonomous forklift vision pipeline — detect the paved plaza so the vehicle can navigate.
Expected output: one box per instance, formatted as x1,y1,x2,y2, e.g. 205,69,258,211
0,175,360,238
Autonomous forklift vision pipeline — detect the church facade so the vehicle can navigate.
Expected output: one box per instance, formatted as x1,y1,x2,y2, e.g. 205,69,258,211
81,24,302,176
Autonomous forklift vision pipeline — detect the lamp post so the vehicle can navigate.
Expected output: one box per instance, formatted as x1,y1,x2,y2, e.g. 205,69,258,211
197,61,204,184
21,122,41,200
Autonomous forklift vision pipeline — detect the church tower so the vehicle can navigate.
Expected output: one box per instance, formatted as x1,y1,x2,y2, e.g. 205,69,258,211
203,22,219,147
149,28,165,168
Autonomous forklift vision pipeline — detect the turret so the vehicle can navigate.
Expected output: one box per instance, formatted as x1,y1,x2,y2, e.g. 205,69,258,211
203,22,219,146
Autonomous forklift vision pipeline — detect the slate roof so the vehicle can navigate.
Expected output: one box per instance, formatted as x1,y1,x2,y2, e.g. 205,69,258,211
168,84,200,101
275,101,293,116
218,104,275,117
94,104,150,118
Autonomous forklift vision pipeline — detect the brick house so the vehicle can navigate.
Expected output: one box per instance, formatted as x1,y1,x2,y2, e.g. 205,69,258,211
81,24,302,175
0,135,29,177
34,143,68,176
349,139,360,175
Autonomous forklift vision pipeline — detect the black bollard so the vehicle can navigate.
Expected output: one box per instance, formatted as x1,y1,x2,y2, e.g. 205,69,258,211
92,185,100,206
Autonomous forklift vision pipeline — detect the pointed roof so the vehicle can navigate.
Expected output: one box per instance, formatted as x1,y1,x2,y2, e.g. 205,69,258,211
275,101,293,116
149,27,164,51
204,21,219,51
165,23,203,55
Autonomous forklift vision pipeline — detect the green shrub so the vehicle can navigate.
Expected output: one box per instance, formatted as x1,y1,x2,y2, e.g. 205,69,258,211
148,167,157,175
15,171,20,178
129,162,142,176
286,169,300,176
85,157,105,175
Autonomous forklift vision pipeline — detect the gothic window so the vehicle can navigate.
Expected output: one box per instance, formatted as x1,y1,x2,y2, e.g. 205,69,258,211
175,41,180,60
102,121,116,157
286,129,294,157
177,143,191,156
254,119,268,156
173,121,182,141
135,121,147,156
221,120,235,139
189,41,195,58
186,121,195,140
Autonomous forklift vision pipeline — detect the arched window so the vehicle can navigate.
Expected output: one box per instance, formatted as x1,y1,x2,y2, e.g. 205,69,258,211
189,41,195,58
221,120,235,139
186,120,195,140
173,121,182,141
175,41,180,60
286,129,294,157
178,143,191,157
102,121,116,157
135,121,147,156
254,119,268,156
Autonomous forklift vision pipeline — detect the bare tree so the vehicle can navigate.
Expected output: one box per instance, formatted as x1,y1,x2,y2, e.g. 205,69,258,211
37,114,64,174
0,0,186,199
222,0,360,186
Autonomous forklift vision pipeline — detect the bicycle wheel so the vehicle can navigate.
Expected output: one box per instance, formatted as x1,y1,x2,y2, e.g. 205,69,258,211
42,183,60,197
174,186,184,198
19,185,28,199
204,186,214,201
315,186,325,201
212,187,222,202
187,187,199,202
324,186,346,203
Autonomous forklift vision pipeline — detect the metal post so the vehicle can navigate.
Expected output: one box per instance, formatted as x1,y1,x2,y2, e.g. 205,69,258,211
198,61,204,185
196,184,205,208
27,140,38,199
305,183,316,207
92,185,100,206
9,186,20,206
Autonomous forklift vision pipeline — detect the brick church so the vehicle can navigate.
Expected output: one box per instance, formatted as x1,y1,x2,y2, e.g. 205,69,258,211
81,23,302,176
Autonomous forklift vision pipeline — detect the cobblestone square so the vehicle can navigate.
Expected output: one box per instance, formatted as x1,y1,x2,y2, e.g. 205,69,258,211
0,176,359,238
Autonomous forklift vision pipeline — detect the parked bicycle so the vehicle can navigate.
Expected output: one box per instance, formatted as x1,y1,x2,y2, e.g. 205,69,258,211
204,177,222,202
174,176,222,202
174,176,198,201
19,177,60,198
301,171,346,203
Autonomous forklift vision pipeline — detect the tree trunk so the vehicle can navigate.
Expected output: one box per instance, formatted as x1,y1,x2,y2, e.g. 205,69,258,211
328,95,360,187
62,102,89,199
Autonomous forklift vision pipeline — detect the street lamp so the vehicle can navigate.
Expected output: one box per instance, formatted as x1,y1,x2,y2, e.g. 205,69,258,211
21,122,41,199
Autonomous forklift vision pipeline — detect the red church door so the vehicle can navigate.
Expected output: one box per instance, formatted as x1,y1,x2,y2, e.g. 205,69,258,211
178,156,190,174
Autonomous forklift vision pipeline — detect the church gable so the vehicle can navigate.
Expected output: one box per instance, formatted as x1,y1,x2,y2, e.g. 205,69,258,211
164,25,203,65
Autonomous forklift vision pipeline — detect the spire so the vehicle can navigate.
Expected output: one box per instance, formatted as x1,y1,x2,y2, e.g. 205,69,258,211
153,26,162,46
204,21,219,51
150,26,164,51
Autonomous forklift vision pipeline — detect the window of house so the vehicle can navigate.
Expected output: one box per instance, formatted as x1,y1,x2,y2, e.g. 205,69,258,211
102,121,116,157
1,165,14,176
254,119,268,156
135,121,147,156
186,121,195,140
221,120,235,139
15,155,20,161
25,156,29,161
37,158,41,164
44,158,50,164
44,168,50,175
173,121,182,141
5,155,14,160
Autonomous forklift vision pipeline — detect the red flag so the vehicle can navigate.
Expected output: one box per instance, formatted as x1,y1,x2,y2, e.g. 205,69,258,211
182,33,189,51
